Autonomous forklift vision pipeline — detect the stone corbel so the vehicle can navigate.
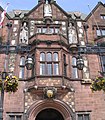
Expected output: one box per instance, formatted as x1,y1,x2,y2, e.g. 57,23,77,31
43,87,57,99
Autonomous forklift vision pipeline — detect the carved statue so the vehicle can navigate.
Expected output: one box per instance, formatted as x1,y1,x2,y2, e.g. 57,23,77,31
19,22,28,44
44,0,52,17
83,57,90,79
68,23,77,44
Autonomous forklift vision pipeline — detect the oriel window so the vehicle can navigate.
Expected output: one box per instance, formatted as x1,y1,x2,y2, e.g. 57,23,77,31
40,52,59,75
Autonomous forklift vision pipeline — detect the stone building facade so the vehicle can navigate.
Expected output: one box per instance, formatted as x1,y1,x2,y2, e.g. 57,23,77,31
0,1,105,120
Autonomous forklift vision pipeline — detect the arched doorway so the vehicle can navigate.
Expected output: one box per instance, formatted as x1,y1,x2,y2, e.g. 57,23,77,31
26,100,75,120
35,108,64,120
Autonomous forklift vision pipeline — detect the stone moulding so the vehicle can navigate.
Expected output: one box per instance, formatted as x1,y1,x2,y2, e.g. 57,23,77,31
26,99,76,120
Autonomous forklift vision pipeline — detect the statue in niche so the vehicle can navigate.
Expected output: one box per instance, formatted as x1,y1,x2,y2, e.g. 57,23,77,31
83,67,90,79
83,57,90,79
44,0,52,17
19,22,28,44
68,23,77,44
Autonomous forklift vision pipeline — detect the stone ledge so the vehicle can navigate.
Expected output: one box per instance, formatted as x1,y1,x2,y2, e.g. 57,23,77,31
81,79,92,84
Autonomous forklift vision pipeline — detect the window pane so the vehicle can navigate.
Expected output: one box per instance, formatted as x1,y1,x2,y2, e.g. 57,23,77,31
49,28,54,33
40,53,45,61
78,115,83,120
72,67,78,78
101,15,105,19
37,28,41,33
54,63,59,75
9,115,15,120
63,54,66,64
40,63,45,75
101,16,103,19
64,65,67,76
47,53,52,61
53,53,58,61
55,28,59,33
31,54,35,77
84,114,89,120
63,54,67,76
20,57,25,66
16,116,22,120
19,67,24,79
102,30,105,36
101,56,105,71
72,57,76,67
42,27,47,33
96,29,101,36
47,63,52,75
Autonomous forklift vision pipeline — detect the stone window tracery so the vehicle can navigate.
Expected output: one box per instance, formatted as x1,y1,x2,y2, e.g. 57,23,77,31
40,52,59,75
76,113,90,120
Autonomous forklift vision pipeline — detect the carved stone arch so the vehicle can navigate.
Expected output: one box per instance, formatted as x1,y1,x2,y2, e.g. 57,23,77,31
26,99,76,120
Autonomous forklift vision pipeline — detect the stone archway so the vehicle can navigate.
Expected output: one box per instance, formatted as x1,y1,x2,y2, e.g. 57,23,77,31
26,99,75,120
35,108,64,120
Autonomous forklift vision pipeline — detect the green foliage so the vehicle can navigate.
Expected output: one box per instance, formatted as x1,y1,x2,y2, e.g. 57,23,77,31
90,76,105,92
4,76,19,93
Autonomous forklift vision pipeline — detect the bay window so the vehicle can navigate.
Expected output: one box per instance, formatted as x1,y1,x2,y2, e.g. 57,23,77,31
40,52,59,75
36,25,60,34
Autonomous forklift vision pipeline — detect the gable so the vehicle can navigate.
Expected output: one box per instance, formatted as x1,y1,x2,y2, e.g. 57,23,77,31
52,3,68,20
85,2,105,21
86,3,105,27
27,3,44,19
27,2,68,20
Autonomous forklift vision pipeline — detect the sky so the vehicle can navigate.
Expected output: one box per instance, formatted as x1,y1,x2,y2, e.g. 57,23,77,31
0,0,105,14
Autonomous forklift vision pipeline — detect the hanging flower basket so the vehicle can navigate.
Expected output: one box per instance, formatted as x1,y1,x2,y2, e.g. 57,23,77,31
90,76,105,92
4,76,19,93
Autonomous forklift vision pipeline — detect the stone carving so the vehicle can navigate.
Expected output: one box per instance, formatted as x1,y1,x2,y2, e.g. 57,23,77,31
68,23,77,44
83,57,90,79
13,10,22,17
44,0,52,17
74,12,81,18
19,22,28,44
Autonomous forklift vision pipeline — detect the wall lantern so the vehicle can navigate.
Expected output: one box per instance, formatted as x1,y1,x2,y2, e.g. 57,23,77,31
25,55,34,70
76,55,84,70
